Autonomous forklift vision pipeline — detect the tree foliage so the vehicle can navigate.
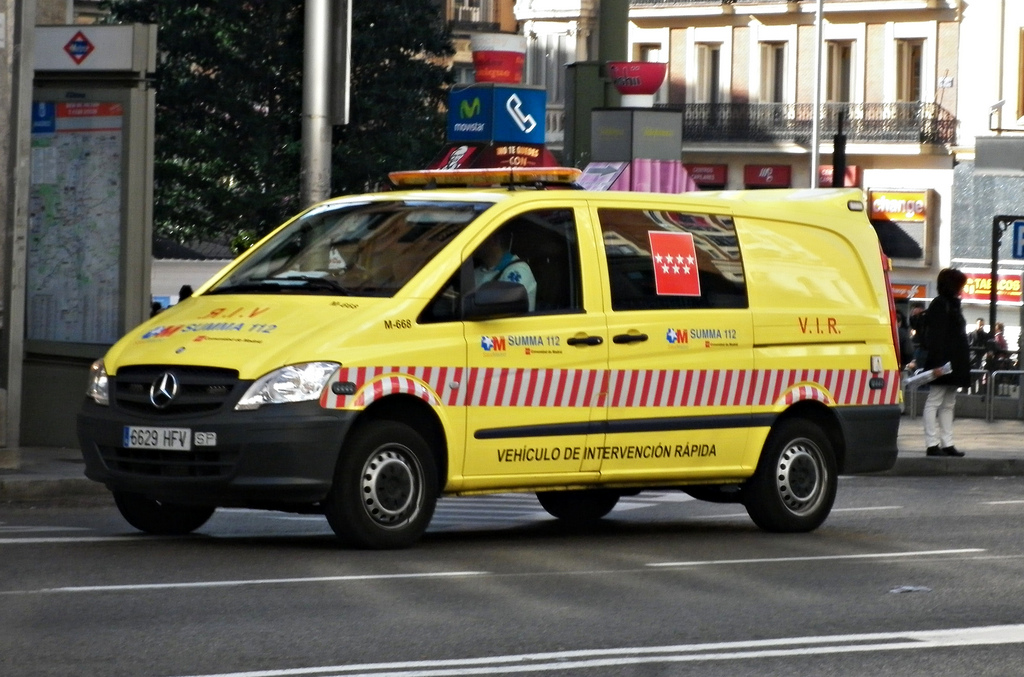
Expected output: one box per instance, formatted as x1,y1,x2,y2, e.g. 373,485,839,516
102,0,453,244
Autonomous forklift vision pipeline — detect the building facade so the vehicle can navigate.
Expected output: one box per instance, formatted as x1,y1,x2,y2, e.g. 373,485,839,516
516,0,1024,345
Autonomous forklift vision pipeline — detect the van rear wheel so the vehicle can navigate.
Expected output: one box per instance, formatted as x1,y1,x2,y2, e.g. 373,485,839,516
743,419,836,533
536,489,619,524
325,421,438,549
113,491,215,535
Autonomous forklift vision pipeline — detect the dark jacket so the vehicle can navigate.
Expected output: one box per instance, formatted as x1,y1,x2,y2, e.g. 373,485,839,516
922,294,971,388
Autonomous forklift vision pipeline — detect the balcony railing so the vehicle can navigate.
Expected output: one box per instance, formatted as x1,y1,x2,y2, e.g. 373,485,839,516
653,102,956,146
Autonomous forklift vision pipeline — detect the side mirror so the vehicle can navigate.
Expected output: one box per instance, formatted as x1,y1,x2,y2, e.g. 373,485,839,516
464,281,530,320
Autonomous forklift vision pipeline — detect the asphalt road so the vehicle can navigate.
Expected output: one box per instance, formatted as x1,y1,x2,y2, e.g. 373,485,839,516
3,475,1024,677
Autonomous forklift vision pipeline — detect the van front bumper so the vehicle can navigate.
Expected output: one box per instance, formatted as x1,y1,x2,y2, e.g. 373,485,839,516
77,400,357,508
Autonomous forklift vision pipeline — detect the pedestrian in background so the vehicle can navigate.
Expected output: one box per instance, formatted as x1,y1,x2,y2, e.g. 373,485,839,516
967,317,990,369
922,267,971,457
896,310,914,370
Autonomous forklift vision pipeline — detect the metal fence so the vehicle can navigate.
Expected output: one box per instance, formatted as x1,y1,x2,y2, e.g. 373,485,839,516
904,369,1024,422
653,102,956,146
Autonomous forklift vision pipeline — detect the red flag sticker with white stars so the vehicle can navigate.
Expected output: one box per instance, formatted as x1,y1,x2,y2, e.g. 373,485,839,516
648,231,701,296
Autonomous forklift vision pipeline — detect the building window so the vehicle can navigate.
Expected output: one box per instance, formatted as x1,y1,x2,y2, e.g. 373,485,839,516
696,43,721,104
896,39,924,102
637,43,666,105
525,31,570,106
760,43,786,103
826,41,853,103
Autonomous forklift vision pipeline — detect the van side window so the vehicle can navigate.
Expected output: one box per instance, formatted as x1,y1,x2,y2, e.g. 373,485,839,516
599,208,748,311
421,208,583,323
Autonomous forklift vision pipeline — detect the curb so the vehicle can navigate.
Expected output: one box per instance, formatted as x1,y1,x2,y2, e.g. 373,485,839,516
0,476,110,505
880,457,1024,477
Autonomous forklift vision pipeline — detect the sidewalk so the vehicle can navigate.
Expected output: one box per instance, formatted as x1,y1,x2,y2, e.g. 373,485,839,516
1,415,1022,504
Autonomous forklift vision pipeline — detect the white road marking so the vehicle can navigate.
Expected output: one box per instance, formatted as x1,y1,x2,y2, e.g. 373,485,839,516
983,500,1024,505
0,525,93,533
1,571,488,595
2,548,985,595
647,548,985,568
170,624,1024,677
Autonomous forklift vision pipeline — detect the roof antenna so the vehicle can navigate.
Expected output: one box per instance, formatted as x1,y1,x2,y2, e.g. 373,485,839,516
507,165,515,191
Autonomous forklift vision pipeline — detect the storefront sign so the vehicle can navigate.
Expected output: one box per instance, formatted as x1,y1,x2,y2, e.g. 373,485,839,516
961,271,1023,304
684,163,727,187
868,190,928,222
890,283,929,300
817,165,862,188
743,164,791,187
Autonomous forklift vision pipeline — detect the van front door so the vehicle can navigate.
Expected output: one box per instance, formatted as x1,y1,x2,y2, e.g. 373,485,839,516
459,207,607,491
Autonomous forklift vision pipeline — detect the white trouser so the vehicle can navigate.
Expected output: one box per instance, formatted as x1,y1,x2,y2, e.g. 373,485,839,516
923,385,958,448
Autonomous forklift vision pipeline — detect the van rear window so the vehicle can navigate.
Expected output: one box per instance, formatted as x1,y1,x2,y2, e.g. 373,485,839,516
598,209,748,311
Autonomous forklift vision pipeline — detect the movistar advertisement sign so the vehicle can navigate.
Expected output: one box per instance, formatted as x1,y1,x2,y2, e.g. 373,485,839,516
447,84,546,144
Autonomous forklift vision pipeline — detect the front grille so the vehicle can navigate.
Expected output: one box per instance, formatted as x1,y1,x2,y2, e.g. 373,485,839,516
99,445,241,478
113,366,243,415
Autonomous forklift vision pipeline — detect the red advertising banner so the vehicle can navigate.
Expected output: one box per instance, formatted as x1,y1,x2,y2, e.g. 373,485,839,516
743,164,791,187
817,165,862,188
684,163,727,186
961,271,1023,304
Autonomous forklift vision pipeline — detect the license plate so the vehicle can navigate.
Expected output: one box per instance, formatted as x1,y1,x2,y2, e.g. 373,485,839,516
123,426,192,451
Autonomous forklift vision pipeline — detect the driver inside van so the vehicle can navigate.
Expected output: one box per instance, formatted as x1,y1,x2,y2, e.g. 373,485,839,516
473,229,536,312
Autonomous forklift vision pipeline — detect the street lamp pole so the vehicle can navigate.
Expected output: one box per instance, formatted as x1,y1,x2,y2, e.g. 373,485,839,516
810,0,824,187
301,0,333,208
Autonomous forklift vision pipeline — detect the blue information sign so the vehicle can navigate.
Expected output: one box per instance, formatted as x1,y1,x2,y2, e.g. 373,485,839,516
1014,220,1024,259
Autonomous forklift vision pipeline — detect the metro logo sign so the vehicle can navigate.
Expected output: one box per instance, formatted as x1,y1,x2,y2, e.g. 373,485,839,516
64,31,95,65
648,231,701,297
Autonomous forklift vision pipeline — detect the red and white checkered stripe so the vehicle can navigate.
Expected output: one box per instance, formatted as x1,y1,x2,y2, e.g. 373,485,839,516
321,366,901,410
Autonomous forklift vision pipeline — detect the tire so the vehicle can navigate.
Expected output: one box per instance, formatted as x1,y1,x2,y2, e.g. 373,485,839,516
324,421,438,549
113,492,215,535
536,489,619,524
743,419,837,533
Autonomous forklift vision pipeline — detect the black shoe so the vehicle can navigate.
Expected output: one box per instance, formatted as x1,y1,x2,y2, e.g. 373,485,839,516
926,446,942,457
941,446,965,457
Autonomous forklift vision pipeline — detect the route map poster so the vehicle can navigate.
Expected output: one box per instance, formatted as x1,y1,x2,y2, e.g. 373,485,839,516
29,101,122,344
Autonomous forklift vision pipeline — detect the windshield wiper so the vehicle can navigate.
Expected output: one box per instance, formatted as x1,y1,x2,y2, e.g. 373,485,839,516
207,275,353,296
275,275,353,295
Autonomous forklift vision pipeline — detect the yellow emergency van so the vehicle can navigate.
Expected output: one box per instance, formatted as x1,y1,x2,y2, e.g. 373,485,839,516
78,168,903,548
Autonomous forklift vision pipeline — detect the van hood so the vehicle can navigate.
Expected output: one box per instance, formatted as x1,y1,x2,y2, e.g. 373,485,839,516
103,295,383,379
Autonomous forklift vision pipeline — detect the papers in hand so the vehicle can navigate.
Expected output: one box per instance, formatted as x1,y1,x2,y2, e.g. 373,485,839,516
904,362,952,389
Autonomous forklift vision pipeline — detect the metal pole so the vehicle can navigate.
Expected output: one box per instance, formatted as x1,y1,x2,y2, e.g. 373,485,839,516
809,0,824,187
301,0,333,208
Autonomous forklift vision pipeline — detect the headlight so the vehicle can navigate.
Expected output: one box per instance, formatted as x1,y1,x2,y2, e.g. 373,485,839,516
85,359,109,406
235,362,339,410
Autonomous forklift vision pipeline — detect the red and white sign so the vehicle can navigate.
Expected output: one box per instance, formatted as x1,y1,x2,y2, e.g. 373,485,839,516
817,165,862,188
684,163,728,186
648,231,701,297
744,164,791,187
961,271,1023,304
868,190,929,222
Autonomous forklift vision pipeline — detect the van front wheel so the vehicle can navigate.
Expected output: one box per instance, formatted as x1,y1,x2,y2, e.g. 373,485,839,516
113,492,215,535
325,421,438,549
743,419,836,533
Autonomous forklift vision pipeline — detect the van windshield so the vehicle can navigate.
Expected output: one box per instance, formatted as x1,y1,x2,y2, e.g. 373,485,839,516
208,199,491,297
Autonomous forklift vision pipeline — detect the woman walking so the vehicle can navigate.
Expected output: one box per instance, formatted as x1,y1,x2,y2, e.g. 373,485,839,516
922,268,971,457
